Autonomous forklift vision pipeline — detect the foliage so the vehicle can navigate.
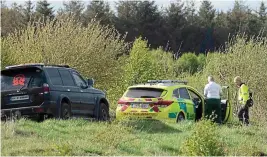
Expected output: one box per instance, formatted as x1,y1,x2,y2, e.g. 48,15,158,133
123,37,175,86
1,3,25,37
35,0,54,22
198,0,216,27
83,0,114,26
57,0,85,22
180,119,226,156
175,52,204,75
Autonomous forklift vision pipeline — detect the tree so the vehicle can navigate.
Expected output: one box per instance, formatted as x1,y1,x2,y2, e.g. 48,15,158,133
184,0,198,25
58,0,85,22
215,11,228,28
1,2,25,36
35,0,54,23
198,0,216,27
115,1,165,48
22,0,34,24
213,11,231,51
1,0,7,8
226,0,249,34
247,9,262,35
164,0,187,53
258,1,267,29
115,1,139,42
83,0,114,26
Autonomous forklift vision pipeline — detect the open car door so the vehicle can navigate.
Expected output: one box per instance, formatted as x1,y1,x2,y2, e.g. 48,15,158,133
221,86,233,123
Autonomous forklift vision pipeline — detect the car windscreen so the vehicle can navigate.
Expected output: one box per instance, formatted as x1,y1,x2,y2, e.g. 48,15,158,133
1,67,43,91
125,87,165,98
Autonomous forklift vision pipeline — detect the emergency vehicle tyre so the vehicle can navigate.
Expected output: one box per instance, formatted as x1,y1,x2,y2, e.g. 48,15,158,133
176,112,185,123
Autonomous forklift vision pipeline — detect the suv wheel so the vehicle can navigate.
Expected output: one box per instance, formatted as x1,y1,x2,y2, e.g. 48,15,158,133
61,103,71,120
176,112,185,123
37,114,45,122
99,103,110,121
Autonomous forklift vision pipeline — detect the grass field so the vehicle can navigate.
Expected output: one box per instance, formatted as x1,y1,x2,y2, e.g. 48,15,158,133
1,118,267,156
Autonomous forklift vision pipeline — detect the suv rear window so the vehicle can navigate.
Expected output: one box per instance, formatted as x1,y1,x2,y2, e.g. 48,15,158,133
1,67,43,91
46,68,63,86
125,87,164,98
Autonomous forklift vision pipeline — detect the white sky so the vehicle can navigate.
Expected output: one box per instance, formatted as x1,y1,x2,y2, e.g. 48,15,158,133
4,0,267,12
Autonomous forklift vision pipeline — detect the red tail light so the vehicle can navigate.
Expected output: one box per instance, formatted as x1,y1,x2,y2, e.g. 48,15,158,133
145,98,152,101
43,83,50,94
128,98,135,101
117,99,130,112
34,108,44,113
117,99,130,105
154,99,173,107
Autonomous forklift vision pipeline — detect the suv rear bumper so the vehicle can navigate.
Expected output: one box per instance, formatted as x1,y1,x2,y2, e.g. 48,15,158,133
1,105,47,119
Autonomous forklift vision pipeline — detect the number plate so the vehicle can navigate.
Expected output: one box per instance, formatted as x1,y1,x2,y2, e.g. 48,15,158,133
131,103,149,109
10,95,29,101
140,104,149,109
131,104,139,108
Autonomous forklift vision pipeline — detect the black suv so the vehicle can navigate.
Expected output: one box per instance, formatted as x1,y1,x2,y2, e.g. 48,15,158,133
1,63,110,121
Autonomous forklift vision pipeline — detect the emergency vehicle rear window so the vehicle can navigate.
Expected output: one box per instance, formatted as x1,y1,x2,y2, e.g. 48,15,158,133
1,67,43,91
125,88,164,98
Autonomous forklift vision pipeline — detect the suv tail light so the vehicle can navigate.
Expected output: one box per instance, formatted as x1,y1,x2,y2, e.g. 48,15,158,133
43,83,50,94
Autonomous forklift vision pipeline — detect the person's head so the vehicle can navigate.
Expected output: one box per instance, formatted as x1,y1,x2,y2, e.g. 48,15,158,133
208,76,214,83
234,76,242,87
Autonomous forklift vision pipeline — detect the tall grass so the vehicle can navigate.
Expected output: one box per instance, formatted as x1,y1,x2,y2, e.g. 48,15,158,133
1,119,267,156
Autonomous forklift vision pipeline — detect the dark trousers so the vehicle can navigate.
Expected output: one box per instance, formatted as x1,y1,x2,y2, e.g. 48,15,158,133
238,106,249,125
205,98,222,124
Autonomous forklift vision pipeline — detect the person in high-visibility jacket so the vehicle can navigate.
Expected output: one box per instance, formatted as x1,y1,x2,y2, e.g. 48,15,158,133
234,76,250,125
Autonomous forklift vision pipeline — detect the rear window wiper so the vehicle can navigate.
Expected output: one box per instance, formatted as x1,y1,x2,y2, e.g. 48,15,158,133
140,96,156,98
19,76,33,91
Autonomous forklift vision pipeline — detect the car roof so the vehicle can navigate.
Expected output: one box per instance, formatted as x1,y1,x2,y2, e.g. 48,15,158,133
3,63,72,72
128,83,189,90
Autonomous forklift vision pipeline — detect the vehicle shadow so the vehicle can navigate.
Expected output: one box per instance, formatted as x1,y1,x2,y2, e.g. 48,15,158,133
120,119,182,134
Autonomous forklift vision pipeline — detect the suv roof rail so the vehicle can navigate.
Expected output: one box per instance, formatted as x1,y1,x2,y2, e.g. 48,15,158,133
5,63,45,69
147,80,188,85
5,63,70,69
45,64,70,68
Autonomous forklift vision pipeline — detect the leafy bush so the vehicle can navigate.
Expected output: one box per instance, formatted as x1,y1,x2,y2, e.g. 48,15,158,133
180,119,226,156
175,52,204,75
123,37,176,86
197,53,206,71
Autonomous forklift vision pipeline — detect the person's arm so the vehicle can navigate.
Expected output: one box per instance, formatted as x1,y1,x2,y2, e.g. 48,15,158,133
219,85,223,97
204,85,208,98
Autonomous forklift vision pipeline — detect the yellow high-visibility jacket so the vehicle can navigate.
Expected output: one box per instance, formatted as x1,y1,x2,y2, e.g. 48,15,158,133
238,83,250,105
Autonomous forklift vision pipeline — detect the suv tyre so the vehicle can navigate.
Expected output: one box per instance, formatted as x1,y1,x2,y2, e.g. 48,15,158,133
99,103,110,121
61,102,71,120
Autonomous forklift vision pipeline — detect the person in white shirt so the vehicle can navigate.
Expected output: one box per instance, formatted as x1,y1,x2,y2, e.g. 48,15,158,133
204,76,222,124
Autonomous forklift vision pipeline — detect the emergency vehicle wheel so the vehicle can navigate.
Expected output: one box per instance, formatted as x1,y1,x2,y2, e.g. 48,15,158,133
176,112,185,122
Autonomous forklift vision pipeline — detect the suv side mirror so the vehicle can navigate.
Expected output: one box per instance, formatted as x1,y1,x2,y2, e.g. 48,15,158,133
87,78,94,87
80,83,88,89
